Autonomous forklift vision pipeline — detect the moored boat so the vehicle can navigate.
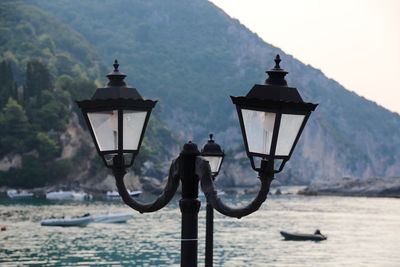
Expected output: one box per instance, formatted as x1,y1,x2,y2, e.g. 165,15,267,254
46,190,92,201
93,213,133,223
41,214,93,227
280,230,327,241
6,189,34,199
106,190,141,199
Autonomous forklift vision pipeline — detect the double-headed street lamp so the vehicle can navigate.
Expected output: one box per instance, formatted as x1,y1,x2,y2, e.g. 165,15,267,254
77,55,317,267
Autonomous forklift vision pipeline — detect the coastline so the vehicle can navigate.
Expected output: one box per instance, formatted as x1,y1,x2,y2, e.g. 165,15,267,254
299,177,400,198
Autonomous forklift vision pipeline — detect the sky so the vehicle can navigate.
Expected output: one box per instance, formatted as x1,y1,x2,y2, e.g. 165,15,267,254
209,0,400,114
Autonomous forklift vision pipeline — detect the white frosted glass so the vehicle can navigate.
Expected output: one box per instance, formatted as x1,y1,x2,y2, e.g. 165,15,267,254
88,110,118,151
242,109,276,155
123,111,147,150
204,156,223,173
276,114,305,156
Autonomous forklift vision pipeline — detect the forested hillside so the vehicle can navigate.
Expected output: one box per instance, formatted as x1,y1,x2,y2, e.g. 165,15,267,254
0,1,176,189
31,0,400,185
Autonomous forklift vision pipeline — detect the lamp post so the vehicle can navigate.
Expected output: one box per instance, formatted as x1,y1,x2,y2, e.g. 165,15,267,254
77,55,317,267
201,134,224,267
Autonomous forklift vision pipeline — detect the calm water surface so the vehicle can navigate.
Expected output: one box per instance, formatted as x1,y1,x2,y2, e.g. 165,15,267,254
0,192,399,266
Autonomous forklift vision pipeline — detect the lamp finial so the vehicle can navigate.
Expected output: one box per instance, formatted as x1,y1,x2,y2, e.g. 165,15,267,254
265,54,288,86
113,59,119,72
274,54,281,69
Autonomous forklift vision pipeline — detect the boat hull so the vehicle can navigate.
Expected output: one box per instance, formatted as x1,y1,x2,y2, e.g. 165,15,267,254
280,231,327,241
41,217,93,227
46,191,91,201
93,213,133,223
106,191,141,199
7,190,33,199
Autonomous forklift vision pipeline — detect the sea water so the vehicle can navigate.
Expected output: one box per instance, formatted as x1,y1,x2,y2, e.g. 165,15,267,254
0,193,399,266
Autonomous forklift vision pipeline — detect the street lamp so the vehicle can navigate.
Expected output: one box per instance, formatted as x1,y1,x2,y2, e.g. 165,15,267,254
201,134,224,267
201,134,224,176
76,60,156,169
230,55,317,173
77,55,317,267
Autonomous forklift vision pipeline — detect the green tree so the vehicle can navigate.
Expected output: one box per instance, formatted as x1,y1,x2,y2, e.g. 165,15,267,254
0,60,17,106
24,60,52,103
56,75,96,127
23,61,58,126
0,98,31,156
35,131,60,160
36,89,71,131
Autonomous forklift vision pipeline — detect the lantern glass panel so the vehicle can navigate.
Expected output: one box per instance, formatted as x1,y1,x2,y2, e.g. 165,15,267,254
204,156,223,174
242,109,276,155
103,153,134,167
88,110,118,151
104,153,117,166
123,153,134,165
123,110,147,150
275,114,305,156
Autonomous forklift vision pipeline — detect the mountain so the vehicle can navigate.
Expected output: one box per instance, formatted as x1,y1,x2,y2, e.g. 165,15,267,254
0,1,176,189
29,0,400,185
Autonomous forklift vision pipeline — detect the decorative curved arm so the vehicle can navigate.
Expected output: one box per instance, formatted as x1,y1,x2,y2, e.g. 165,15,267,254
114,157,180,213
196,157,274,219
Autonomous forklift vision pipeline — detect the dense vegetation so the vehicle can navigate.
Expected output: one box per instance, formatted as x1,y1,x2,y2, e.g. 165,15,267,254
0,58,87,187
0,1,176,188
0,2,102,188
0,1,101,82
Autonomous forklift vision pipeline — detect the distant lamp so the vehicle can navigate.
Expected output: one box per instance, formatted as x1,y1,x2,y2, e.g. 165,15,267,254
201,134,224,177
77,60,157,168
231,55,317,172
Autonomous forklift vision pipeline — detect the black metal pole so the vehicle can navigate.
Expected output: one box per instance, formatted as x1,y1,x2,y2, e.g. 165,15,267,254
205,201,214,267
179,142,200,267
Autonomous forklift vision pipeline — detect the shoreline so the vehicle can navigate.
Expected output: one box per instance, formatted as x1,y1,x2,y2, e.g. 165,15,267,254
299,177,400,198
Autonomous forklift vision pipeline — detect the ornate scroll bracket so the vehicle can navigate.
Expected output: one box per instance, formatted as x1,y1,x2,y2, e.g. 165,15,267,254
196,156,274,219
114,157,180,213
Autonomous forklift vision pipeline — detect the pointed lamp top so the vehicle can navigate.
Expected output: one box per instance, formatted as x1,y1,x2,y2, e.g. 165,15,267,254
106,59,127,87
113,59,120,72
266,54,288,86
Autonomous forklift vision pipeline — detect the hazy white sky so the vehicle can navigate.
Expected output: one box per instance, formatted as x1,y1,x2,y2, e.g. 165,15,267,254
210,0,400,113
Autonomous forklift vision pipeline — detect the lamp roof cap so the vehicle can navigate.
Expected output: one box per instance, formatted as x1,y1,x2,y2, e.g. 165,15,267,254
265,54,288,86
202,134,224,156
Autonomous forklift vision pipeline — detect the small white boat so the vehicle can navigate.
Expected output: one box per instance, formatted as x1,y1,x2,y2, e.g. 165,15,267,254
41,214,93,227
106,190,141,199
6,189,33,199
46,191,92,201
93,213,133,223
